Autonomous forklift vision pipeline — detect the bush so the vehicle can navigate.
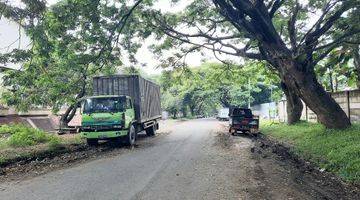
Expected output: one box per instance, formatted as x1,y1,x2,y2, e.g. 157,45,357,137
0,124,60,147
0,124,29,135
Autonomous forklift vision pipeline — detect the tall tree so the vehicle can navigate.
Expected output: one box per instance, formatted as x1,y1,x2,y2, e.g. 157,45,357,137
1,0,144,127
143,0,359,128
2,0,359,128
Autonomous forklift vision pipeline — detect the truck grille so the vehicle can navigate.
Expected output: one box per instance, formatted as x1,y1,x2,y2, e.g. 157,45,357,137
81,125,122,132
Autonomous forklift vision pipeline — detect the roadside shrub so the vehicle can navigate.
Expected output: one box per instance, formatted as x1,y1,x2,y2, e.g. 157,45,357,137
0,124,30,135
0,124,60,147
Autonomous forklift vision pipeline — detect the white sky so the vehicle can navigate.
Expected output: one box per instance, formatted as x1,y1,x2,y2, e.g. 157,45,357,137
0,0,320,74
0,18,30,70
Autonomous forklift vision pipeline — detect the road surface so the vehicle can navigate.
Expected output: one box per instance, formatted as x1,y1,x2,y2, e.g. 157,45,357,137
0,119,355,200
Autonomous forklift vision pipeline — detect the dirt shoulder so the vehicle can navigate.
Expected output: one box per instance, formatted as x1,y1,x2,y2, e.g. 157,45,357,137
215,122,360,200
253,133,360,199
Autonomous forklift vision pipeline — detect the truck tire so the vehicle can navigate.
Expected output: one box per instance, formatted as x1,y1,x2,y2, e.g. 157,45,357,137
145,125,156,136
87,139,98,146
125,125,136,146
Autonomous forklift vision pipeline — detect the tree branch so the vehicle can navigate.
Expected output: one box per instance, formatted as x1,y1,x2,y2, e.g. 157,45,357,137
269,0,285,18
92,0,143,71
305,1,357,46
314,29,360,51
287,2,300,51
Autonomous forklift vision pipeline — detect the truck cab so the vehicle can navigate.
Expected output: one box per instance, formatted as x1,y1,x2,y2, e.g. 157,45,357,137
80,95,137,146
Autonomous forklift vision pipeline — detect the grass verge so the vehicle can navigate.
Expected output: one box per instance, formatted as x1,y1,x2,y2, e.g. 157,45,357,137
261,121,360,183
0,124,84,166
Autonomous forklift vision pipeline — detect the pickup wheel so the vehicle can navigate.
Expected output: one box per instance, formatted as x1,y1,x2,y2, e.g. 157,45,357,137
125,125,136,146
86,139,98,146
145,125,156,136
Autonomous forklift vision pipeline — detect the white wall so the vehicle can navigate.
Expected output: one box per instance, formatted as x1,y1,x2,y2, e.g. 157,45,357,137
251,102,277,119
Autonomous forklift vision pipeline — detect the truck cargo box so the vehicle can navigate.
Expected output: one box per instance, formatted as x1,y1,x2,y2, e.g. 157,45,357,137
93,75,161,123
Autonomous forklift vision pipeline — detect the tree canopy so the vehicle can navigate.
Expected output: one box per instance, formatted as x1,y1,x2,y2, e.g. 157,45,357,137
1,0,359,129
158,62,281,118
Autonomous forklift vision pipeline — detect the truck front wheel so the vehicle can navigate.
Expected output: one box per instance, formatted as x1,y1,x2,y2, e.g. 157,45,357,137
125,125,136,146
145,125,156,136
87,139,98,146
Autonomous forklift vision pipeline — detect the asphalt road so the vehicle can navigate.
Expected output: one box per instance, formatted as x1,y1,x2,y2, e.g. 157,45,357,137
0,119,234,200
0,119,355,200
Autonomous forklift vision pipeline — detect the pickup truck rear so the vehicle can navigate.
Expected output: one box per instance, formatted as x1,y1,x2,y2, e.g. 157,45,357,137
229,108,259,135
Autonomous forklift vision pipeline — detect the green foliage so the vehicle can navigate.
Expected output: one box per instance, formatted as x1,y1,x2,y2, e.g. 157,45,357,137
0,124,32,135
48,136,62,149
161,88,183,118
160,62,281,117
315,48,356,91
0,124,60,147
1,0,148,114
261,121,360,182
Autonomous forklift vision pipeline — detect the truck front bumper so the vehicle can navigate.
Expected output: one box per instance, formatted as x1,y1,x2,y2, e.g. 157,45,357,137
81,130,128,139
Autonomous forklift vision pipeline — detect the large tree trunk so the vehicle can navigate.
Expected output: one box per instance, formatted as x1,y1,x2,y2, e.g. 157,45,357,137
259,39,351,129
280,79,303,124
60,104,78,128
212,0,351,129
281,60,350,129
60,81,86,128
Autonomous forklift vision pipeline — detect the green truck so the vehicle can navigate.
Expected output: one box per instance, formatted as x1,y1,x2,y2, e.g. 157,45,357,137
80,75,161,146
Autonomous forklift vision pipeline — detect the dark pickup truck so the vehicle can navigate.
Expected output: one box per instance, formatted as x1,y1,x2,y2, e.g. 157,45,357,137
229,108,259,135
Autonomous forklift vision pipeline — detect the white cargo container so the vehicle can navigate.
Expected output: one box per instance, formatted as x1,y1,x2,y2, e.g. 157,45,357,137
217,108,229,121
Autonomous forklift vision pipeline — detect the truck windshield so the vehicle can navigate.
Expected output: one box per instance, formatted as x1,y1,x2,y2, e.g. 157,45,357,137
83,97,126,114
